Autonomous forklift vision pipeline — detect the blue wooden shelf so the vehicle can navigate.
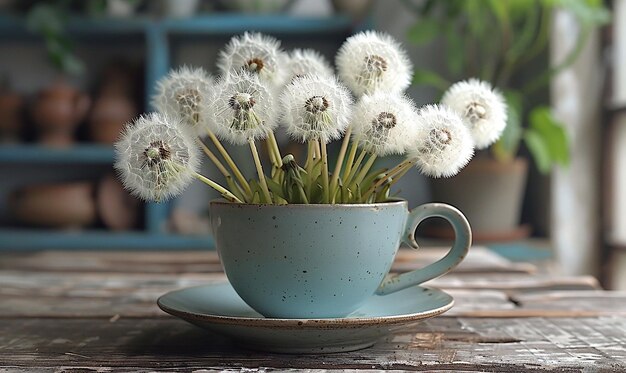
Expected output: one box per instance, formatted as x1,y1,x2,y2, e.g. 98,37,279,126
163,14,353,34
0,13,360,250
0,229,214,250
0,14,353,38
0,145,115,164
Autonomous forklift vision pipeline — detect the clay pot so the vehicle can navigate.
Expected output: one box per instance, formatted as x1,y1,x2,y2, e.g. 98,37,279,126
0,91,23,143
32,82,90,147
331,0,374,20
96,173,140,230
10,182,97,228
428,158,530,242
88,94,137,144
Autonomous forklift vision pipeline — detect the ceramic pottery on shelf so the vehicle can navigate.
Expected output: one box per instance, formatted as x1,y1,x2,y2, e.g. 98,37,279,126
10,181,97,228
209,200,471,319
32,82,90,147
0,90,24,143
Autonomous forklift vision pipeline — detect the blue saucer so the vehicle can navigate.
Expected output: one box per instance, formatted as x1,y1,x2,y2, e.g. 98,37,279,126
157,281,453,354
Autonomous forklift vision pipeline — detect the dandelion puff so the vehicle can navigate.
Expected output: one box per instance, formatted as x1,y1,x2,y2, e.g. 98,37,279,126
114,113,200,202
280,75,353,144
284,49,334,84
408,104,474,178
152,66,213,137
207,71,278,145
217,32,286,87
351,92,418,156
441,78,507,149
336,30,412,97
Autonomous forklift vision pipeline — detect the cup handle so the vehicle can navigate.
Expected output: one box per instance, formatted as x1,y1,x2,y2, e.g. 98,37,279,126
375,203,472,295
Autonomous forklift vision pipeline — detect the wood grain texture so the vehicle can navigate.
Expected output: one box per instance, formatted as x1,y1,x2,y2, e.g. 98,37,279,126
0,247,537,274
0,317,624,371
1,250,624,371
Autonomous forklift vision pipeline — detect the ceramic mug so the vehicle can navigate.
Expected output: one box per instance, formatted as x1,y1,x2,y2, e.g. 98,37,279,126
210,200,471,318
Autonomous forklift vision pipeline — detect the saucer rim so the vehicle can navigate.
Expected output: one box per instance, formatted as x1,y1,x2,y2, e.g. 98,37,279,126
157,282,454,328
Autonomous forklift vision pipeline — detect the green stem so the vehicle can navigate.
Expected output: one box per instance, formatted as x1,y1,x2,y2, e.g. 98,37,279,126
518,4,550,67
363,159,414,200
319,139,330,203
304,141,315,198
192,171,243,204
522,24,592,95
342,137,359,183
343,148,367,187
248,138,272,203
266,138,278,178
330,126,352,203
350,153,377,190
267,132,283,169
206,130,252,197
197,139,246,202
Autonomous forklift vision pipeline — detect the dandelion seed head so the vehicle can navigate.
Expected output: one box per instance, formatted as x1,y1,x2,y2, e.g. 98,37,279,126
442,78,507,149
114,113,200,202
218,32,286,87
351,92,418,156
280,75,353,144
407,104,474,178
336,31,412,97
152,66,213,136
207,71,278,145
285,49,334,83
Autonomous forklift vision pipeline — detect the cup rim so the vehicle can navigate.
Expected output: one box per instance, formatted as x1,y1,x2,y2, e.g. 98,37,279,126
209,199,408,209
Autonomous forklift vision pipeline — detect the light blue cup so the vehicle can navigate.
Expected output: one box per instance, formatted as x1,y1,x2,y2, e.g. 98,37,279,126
210,200,471,318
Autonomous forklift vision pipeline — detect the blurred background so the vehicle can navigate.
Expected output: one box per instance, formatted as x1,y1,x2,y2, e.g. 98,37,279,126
0,0,623,288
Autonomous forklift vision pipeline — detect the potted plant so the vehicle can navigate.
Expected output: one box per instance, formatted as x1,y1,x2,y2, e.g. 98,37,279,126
113,31,509,319
403,0,609,240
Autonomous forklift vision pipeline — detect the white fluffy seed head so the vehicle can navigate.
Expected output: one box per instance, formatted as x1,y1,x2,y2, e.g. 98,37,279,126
284,49,334,84
114,112,200,202
217,32,286,87
206,71,278,145
280,75,353,144
407,104,474,178
336,30,412,97
441,78,507,149
351,92,419,156
152,66,213,137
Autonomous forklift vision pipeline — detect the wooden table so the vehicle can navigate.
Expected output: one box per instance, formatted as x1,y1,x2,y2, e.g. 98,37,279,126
1,247,625,372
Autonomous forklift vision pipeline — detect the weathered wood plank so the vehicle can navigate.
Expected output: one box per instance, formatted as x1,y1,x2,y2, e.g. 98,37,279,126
0,271,607,318
0,317,623,371
512,290,626,311
428,274,601,292
0,246,536,274
0,272,515,318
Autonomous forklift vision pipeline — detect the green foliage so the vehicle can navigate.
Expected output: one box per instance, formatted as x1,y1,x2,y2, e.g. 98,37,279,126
525,107,569,173
404,0,609,172
22,1,139,75
26,3,85,76
492,91,523,163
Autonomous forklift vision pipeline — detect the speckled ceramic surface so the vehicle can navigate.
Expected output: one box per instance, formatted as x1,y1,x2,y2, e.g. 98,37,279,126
210,200,470,318
157,281,454,354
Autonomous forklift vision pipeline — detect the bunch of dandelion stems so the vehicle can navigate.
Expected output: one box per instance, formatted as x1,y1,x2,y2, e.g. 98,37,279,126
191,126,414,204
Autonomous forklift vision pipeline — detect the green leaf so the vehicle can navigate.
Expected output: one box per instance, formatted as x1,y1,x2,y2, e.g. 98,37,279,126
265,177,285,200
406,18,441,45
412,69,450,91
26,4,64,34
464,0,487,38
524,129,552,173
492,90,523,162
528,106,570,166
487,0,511,31
548,0,611,26
444,22,464,76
